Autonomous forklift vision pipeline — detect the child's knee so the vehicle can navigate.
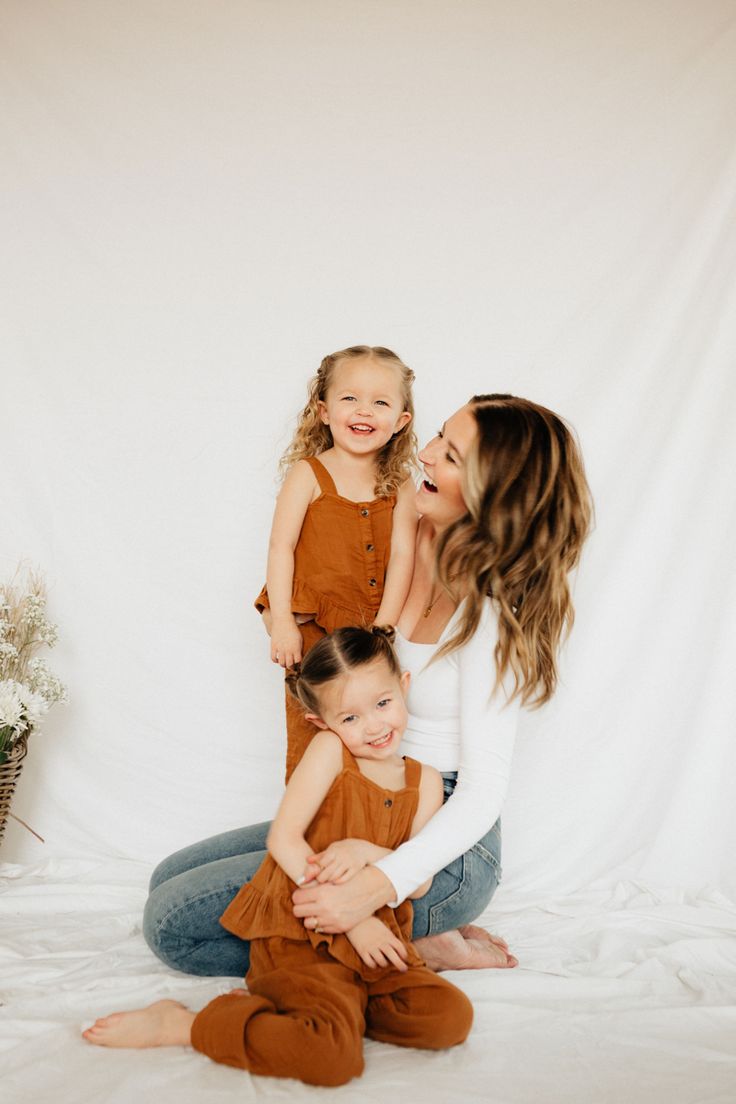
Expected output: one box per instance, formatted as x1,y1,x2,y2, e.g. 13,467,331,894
367,979,473,1051
316,1050,364,1087
296,1038,364,1086
431,985,473,1048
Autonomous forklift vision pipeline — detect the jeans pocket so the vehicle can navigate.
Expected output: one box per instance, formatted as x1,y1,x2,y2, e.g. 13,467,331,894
474,816,502,879
471,840,502,883
426,854,467,933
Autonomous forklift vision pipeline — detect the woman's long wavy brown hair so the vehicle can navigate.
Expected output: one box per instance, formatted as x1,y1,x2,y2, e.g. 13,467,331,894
279,345,418,496
435,394,593,707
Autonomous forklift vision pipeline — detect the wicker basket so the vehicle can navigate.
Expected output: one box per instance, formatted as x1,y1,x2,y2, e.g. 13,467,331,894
0,732,28,847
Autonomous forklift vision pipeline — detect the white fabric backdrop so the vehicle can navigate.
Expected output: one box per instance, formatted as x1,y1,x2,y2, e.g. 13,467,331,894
2,0,736,909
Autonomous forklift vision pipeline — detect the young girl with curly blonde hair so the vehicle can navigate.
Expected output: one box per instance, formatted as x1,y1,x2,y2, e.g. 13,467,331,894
256,344,418,779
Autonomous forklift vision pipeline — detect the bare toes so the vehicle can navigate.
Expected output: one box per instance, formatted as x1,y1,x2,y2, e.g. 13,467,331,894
457,925,516,965
81,1000,193,1050
458,924,509,950
414,929,518,972
465,939,511,968
95,1013,123,1028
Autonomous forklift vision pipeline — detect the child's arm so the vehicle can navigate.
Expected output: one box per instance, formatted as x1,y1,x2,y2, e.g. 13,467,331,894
302,763,444,894
374,478,418,627
345,916,409,971
406,764,444,899
265,460,317,668
266,730,344,883
301,838,392,885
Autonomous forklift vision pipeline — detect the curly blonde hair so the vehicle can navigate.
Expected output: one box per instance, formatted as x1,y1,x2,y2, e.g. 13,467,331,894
435,394,593,707
279,345,418,496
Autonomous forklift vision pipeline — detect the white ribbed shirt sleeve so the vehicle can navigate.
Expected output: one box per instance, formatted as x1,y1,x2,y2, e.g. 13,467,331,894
373,601,520,905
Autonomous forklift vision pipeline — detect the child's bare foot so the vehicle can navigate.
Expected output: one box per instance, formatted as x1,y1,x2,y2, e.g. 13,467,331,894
414,928,518,971
82,999,196,1049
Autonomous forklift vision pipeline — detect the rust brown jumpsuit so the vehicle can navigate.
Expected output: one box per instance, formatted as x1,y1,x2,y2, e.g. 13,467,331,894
190,746,473,1086
256,456,396,781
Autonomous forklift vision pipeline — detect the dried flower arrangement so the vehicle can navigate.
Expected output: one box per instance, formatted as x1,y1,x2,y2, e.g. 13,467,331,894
0,567,67,842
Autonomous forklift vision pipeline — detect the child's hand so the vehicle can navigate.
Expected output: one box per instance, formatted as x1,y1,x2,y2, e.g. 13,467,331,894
346,917,409,972
301,839,372,885
270,617,303,668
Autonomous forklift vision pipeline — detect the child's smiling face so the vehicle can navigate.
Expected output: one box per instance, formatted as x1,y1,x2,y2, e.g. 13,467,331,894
307,657,410,761
318,357,411,457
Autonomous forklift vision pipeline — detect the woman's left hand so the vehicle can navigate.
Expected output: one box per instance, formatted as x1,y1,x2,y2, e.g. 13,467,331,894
292,865,395,933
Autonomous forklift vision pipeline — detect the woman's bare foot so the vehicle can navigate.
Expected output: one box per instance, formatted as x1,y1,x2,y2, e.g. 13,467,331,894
414,928,518,971
82,999,196,1049
458,924,513,956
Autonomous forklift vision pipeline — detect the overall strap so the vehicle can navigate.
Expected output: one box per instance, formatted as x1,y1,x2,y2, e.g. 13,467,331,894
341,742,360,773
402,756,423,791
305,456,338,496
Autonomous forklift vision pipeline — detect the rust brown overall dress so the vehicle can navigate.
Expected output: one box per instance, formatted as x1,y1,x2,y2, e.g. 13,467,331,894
190,746,473,1086
256,456,396,781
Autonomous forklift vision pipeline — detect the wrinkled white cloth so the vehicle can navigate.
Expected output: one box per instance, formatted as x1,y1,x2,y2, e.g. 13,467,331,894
2,861,736,1103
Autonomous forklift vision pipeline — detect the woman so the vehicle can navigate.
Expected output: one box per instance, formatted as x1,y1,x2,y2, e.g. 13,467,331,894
143,394,592,974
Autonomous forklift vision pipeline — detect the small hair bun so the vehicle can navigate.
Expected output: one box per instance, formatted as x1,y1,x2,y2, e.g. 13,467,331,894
371,624,397,644
284,664,301,689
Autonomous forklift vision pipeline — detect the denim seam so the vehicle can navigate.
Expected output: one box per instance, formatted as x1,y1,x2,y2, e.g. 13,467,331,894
157,885,243,940
427,854,468,928
471,840,501,873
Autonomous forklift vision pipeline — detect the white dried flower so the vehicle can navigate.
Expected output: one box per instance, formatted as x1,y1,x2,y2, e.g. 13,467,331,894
21,593,47,628
16,682,49,727
0,568,66,761
27,658,68,705
37,621,59,646
0,680,24,732
19,593,59,647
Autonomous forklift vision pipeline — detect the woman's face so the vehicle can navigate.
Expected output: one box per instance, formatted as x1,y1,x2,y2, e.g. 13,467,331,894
417,404,478,529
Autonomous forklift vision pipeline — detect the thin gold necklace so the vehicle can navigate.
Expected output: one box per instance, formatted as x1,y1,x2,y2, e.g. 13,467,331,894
423,572,457,618
423,586,444,618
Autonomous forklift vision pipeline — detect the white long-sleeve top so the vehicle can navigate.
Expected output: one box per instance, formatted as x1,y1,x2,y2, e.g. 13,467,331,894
373,598,520,905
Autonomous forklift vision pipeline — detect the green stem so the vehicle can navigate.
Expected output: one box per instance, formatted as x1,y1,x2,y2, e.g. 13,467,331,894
0,725,13,758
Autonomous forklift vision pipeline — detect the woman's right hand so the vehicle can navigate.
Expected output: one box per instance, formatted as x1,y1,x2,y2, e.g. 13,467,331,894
270,616,303,668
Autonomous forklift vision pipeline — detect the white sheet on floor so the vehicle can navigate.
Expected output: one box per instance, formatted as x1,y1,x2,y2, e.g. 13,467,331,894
2,859,735,1104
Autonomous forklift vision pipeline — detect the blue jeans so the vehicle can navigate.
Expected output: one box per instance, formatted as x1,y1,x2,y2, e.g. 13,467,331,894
142,774,502,977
